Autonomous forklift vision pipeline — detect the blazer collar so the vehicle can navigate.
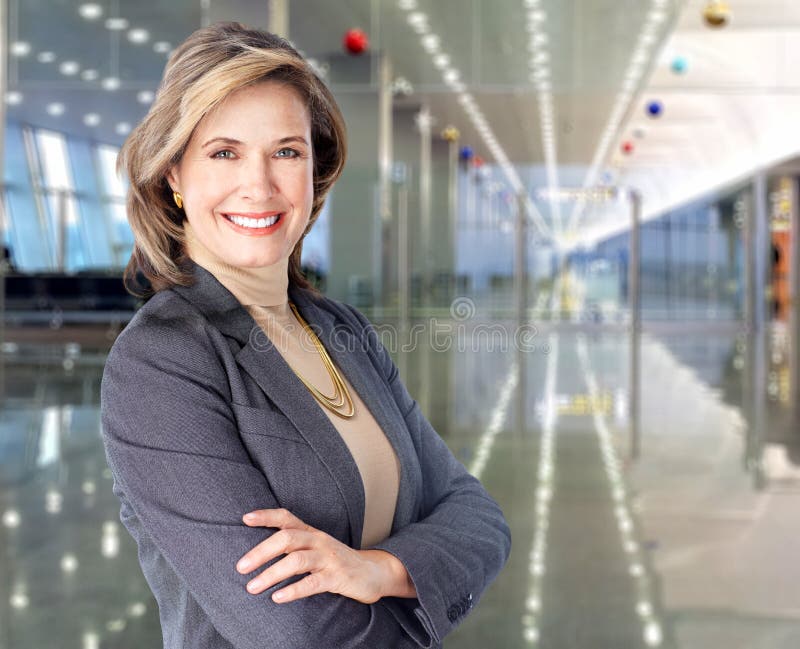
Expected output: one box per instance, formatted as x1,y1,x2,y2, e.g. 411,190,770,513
170,259,418,548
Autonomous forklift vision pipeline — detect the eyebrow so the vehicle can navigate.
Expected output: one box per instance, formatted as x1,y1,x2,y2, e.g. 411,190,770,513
200,135,309,149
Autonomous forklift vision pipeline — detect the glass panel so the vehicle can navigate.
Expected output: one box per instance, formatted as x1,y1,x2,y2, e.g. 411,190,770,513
35,129,73,191
97,144,126,198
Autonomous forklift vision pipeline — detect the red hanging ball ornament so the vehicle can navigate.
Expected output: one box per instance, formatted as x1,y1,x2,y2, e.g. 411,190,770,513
621,141,634,155
472,155,485,168
343,28,369,55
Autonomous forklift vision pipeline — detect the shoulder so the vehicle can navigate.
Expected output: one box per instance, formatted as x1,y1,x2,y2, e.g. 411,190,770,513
103,288,222,378
298,289,385,350
297,287,382,336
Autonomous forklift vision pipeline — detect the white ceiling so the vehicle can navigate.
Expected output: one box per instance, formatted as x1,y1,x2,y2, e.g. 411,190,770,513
6,0,798,245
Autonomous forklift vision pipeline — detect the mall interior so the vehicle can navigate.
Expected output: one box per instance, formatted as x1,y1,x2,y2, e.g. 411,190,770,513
1,0,800,647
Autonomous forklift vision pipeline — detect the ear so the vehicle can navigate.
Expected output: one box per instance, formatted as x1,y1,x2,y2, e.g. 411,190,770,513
165,166,180,193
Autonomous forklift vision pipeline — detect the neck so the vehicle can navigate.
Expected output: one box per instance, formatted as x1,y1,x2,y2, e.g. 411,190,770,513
182,218,290,311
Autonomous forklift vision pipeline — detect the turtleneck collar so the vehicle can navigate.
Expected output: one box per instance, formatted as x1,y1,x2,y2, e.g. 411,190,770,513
182,218,290,314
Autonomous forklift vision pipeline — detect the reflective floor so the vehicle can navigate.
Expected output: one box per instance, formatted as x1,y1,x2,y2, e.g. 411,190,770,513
1,306,799,648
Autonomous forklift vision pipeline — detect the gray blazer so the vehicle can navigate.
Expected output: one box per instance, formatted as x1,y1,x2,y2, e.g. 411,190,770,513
100,259,511,649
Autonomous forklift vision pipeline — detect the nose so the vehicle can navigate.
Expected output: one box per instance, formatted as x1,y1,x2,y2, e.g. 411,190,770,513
238,154,278,203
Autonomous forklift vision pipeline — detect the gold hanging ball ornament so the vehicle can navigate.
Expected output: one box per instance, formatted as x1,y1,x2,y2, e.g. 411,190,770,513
173,191,183,209
702,1,731,28
441,125,460,142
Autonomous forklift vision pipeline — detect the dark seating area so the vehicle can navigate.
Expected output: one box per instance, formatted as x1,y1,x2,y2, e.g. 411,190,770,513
4,272,142,316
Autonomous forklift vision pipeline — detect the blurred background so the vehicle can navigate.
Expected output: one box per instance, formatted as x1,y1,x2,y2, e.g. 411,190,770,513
2,0,800,647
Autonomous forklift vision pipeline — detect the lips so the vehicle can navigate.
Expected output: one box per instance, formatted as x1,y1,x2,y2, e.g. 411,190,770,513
224,211,282,219
221,211,284,233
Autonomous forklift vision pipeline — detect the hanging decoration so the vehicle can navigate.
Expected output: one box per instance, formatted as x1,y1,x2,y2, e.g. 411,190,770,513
646,100,663,118
702,1,731,28
343,28,369,55
441,125,460,142
459,146,474,163
670,56,688,74
621,141,634,155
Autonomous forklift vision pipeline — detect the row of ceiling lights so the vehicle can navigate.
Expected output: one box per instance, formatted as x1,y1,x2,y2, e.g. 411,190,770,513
397,0,552,239
524,0,561,238
5,3,169,137
566,0,672,237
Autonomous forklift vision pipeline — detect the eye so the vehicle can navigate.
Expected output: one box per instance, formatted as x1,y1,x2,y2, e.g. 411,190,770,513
275,148,301,159
212,149,236,160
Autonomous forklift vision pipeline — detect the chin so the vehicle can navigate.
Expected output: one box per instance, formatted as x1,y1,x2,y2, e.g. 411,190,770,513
232,252,287,269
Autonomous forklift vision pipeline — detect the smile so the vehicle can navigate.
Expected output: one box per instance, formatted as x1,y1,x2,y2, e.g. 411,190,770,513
222,212,283,232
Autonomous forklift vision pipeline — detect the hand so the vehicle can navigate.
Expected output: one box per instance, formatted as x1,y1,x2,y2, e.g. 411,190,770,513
236,508,414,604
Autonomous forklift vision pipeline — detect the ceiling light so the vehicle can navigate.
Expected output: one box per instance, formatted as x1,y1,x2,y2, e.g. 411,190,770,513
421,34,440,53
10,42,31,57
102,77,120,91
433,53,450,69
127,28,149,44
115,122,132,135
78,3,103,20
105,17,129,30
153,41,172,54
59,61,80,76
443,68,460,84
407,12,427,28
5,91,23,105
398,0,417,9
532,33,548,46
47,103,65,116
524,0,541,6
532,51,549,65
137,90,155,104
81,69,99,81
528,10,546,23
83,113,101,127
37,51,56,63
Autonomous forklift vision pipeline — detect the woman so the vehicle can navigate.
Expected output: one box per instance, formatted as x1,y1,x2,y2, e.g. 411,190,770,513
100,21,511,649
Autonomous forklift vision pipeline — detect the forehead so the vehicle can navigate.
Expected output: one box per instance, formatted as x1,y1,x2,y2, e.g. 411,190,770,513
196,79,310,136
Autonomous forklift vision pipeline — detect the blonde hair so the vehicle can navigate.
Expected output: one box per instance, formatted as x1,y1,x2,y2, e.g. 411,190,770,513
118,21,347,298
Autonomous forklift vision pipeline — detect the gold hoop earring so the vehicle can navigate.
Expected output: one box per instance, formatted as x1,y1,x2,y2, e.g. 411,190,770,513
173,192,183,209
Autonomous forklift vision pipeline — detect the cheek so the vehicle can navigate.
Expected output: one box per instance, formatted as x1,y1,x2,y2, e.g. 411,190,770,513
185,167,232,205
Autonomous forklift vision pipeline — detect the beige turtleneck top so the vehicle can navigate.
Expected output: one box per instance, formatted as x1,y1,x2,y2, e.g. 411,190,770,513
182,221,400,549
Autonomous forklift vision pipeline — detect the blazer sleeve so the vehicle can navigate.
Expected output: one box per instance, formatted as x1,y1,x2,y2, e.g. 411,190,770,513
99,312,431,649
342,303,513,646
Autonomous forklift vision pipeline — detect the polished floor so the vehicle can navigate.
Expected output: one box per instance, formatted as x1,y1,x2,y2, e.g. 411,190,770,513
1,303,798,648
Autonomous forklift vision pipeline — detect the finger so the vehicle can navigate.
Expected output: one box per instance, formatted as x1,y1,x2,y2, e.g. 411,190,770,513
243,507,312,531
237,528,317,574
245,550,318,596
272,571,326,604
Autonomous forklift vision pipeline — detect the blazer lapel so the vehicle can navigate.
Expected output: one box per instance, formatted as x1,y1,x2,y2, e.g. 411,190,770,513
171,260,417,547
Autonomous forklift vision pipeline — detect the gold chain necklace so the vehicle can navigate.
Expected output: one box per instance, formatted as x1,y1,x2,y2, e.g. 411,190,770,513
287,301,355,419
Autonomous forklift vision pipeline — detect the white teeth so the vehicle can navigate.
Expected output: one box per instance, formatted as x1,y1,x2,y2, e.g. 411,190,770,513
228,214,280,228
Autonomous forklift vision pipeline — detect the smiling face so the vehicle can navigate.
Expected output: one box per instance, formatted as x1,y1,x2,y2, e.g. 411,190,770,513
167,79,314,269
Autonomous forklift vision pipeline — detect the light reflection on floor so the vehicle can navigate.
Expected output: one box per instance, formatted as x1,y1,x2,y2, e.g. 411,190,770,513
1,313,799,649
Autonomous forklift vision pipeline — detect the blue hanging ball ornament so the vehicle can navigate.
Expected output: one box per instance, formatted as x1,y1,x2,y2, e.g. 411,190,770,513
646,100,663,118
671,56,688,74
459,146,473,162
